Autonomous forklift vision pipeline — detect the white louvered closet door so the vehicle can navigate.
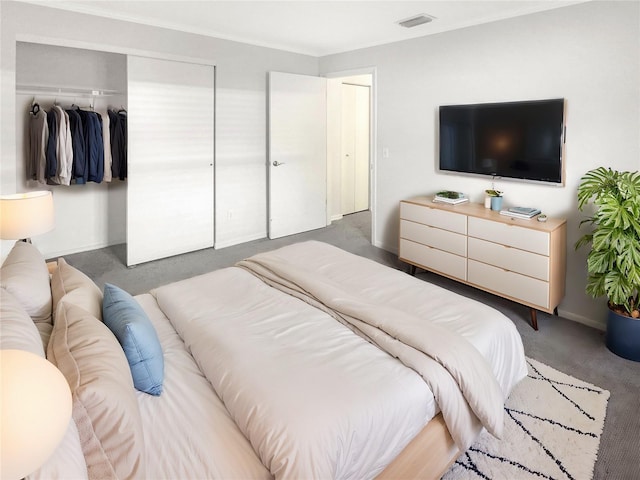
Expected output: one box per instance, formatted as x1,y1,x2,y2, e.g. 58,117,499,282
127,56,214,266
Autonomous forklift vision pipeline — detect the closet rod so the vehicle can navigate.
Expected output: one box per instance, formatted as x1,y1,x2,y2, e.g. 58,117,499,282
16,84,121,97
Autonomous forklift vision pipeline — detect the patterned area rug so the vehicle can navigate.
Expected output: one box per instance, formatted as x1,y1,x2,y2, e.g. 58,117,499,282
443,358,610,480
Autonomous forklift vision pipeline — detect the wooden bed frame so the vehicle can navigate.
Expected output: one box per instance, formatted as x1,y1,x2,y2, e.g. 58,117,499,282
377,413,461,480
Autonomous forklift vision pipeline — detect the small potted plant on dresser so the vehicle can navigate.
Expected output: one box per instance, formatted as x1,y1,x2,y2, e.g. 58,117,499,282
576,167,640,361
485,189,503,211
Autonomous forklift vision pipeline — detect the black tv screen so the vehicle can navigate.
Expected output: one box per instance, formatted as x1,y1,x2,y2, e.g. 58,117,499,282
439,99,565,184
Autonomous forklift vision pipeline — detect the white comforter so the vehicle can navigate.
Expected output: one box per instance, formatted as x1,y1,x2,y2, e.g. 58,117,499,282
135,294,272,480
237,241,526,450
152,267,433,479
151,241,526,479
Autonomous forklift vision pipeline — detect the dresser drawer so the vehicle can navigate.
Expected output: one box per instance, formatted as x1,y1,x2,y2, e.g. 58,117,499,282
468,217,549,255
468,237,549,281
400,202,467,235
468,259,549,309
400,219,467,257
400,238,467,281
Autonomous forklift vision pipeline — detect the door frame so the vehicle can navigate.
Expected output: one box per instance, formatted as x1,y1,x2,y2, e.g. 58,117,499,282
324,67,377,247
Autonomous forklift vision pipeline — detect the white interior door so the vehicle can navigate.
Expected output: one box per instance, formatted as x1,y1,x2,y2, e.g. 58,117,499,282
268,72,327,239
341,83,370,215
127,56,214,266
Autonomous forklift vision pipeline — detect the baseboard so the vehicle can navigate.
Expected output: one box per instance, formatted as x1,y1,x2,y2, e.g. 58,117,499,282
215,233,265,250
330,214,343,222
43,241,115,260
558,309,606,331
374,240,397,255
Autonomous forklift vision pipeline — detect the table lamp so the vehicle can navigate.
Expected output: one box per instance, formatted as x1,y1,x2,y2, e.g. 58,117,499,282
0,191,55,242
0,349,72,479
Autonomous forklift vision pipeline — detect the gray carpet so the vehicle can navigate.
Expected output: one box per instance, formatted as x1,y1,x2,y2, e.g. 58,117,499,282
61,211,639,480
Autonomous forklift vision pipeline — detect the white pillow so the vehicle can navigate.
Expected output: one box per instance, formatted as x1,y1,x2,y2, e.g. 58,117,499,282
48,301,146,480
0,288,45,356
51,257,103,321
0,241,52,324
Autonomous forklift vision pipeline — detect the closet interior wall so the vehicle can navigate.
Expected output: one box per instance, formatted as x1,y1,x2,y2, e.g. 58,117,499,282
15,42,127,258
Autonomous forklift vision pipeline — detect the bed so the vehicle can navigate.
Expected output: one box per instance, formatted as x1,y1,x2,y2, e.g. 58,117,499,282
0,240,527,480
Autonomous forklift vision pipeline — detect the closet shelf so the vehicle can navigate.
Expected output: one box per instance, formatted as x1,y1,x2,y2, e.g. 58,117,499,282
16,83,121,98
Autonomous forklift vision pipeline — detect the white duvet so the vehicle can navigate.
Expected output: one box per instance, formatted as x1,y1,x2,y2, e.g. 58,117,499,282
150,241,527,479
135,293,272,480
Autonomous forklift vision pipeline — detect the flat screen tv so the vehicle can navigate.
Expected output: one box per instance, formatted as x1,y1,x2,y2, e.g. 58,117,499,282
439,98,566,185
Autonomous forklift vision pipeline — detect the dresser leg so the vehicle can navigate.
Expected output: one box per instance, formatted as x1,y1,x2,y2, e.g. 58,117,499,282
553,307,558,316
529,308,539,331
408,264,416,276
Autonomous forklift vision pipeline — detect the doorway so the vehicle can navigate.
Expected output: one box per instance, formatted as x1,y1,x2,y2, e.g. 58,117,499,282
326,71,374,243
341,82,370,216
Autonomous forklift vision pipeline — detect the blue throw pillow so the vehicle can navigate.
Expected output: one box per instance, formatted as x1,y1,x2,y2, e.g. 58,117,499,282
102,283,164,395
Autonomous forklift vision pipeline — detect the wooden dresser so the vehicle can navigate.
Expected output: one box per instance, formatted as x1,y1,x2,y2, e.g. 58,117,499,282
399,196,567,330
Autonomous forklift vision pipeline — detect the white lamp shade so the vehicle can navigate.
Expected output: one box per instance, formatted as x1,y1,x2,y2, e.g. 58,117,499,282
0,350,72,480
0,191,55,240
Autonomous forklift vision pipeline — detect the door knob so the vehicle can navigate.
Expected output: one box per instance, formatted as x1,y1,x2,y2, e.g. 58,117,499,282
272,161,285,166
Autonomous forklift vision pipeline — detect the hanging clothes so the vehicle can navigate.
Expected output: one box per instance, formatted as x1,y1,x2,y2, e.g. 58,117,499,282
77,109,104,183
91,112,105,183
45,109,58,184
26,101,124,187
51,105,73,186
65,108,86,184
108,109,127,180
27,103,48,185
101,112,112,182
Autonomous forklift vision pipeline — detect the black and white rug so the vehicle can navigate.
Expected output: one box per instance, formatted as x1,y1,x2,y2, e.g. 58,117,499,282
443,358,610,480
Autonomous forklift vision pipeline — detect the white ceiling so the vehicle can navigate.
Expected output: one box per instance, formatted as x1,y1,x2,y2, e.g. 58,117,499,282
20,1,586,56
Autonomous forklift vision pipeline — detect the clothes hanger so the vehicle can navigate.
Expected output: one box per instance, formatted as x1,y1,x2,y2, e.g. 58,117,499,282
31,97,40,114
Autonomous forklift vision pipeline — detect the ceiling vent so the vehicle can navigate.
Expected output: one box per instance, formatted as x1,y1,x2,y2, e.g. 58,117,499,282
397,14,435,28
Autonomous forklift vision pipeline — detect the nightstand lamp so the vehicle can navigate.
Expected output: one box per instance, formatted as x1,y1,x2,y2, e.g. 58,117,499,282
0,349,72,479
0,191,54,242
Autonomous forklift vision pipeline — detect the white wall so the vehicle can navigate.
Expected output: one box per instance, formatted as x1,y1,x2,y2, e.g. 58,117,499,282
0,0,318,257
319,1,640,329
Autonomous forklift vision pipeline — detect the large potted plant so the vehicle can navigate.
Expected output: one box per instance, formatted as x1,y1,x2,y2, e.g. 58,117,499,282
576,167,640,361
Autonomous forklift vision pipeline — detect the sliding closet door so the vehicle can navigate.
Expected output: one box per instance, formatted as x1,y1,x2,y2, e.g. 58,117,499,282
127,56,214,266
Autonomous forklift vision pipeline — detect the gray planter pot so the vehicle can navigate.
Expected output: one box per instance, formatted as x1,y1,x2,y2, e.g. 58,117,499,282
606,308,640,362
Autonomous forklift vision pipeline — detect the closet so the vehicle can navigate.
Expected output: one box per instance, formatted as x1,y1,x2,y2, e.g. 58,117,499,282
16,43,128,257
16,42,215,266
